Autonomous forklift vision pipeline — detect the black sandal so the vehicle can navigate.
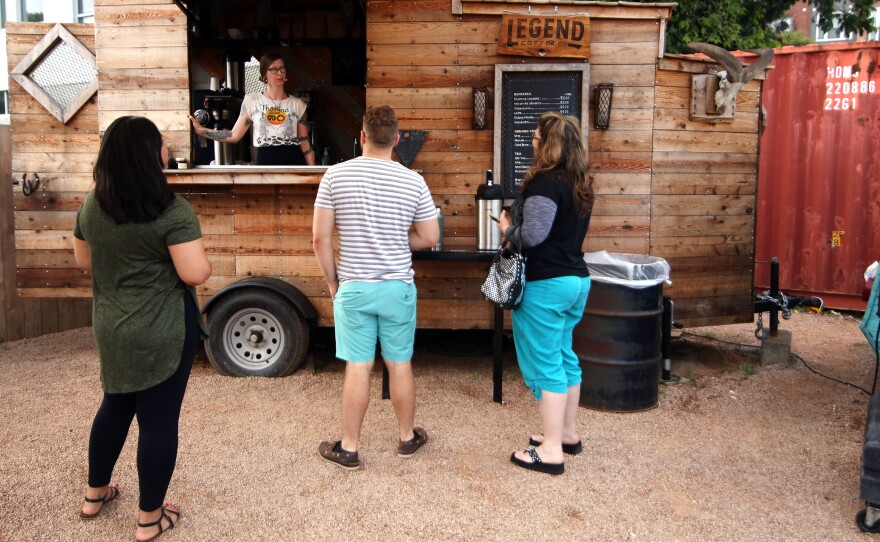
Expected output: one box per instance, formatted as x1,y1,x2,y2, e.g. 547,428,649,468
529,436,584,455
79,484,120,519
136,505,180,542
510,446,564,475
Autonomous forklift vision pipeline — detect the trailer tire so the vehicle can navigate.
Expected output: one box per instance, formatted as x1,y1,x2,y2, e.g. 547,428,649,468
205,289,309,377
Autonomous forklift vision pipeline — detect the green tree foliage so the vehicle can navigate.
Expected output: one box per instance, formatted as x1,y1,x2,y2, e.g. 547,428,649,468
630,0,877,53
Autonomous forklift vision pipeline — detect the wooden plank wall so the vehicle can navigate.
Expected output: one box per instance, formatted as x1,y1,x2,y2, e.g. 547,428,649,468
6,1,760,332
94,0,190,152
650,57,760,325
366,1,665,327
4,23,93,341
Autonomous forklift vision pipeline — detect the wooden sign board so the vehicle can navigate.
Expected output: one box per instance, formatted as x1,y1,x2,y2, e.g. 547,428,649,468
497,14,590,59
493,64,589,198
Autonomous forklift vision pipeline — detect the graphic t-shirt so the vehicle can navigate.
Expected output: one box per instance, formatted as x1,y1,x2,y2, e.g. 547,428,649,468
240,92,308,147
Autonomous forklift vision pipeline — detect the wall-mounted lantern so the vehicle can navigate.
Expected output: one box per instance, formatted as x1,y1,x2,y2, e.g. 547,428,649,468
473,87,488,130
594,83,613,130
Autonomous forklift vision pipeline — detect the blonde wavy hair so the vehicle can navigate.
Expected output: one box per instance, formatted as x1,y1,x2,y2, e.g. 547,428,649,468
522,111,594,215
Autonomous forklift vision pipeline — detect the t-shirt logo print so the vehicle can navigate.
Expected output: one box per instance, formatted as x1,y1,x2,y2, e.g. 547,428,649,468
265,108,287,126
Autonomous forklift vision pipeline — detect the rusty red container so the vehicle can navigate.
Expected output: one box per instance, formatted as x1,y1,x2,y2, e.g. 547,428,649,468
755,43,880,310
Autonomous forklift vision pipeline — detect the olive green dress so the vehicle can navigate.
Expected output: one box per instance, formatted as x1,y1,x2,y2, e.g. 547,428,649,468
74,192,207,394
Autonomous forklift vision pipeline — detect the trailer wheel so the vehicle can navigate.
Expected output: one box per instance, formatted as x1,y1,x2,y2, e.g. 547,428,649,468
205,289,308,377
856,509,880,533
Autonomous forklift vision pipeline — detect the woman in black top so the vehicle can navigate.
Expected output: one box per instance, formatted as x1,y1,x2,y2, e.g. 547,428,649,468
497,111,594,475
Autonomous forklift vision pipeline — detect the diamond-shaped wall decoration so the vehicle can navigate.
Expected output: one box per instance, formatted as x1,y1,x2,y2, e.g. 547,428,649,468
10,23,98,124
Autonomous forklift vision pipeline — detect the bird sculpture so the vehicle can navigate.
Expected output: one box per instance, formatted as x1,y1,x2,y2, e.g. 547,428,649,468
687,42,774,111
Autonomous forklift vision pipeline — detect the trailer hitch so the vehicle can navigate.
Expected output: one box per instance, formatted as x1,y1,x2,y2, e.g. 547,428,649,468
754,257,823,339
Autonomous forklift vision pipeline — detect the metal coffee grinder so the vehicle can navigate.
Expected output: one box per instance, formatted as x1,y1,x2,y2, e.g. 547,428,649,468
475,170,503,250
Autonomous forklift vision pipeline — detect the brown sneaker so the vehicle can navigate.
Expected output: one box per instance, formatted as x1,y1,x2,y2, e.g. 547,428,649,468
397,427,428,458
318,440,360,470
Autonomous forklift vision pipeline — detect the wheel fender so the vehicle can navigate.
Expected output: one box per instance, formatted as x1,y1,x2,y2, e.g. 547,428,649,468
203,277,318,328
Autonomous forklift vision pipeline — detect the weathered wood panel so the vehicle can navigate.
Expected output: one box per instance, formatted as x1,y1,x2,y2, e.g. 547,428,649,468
5,2,761,334
94,0,189,167
3,24,94,341
651,58,761,325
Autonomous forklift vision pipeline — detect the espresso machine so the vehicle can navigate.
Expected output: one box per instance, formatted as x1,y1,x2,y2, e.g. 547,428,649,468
191,54,247,166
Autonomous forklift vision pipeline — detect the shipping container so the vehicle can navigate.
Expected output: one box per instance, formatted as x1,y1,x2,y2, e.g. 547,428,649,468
755,42,880,310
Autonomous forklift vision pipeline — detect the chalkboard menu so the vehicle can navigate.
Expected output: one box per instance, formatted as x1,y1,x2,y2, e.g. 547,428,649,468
493,64,589,198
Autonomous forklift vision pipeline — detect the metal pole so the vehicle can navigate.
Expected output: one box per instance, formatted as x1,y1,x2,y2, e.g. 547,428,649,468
493,306,503,403
770,256,779,337
661,296,672,381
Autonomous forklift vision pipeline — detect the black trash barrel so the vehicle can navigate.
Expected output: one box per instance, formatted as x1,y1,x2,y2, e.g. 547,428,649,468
575,279,663,412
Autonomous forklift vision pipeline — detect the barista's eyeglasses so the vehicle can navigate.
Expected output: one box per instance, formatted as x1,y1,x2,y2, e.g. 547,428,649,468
267,67,287,74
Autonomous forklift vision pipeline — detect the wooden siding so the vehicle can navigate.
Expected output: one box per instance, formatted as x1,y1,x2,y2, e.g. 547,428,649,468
3,25,93,341
366,2,663,327
94,0,189,149
650,60,760,325
5,1,761,334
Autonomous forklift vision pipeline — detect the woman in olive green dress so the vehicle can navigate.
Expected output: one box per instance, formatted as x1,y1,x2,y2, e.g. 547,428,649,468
73,116,211,542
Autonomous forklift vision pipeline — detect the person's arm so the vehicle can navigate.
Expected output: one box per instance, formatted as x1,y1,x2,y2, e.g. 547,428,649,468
73,237,91,272
297,122,316,165
312,207,338,297
168,239,212,286
189,112,251,144
408,218,440,250
499,195,557,249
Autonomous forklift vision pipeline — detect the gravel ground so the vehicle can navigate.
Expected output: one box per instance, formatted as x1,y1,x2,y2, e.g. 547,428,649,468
0,310,876,542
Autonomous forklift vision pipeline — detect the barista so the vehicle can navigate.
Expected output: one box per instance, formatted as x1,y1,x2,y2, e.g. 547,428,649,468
189,52,316,166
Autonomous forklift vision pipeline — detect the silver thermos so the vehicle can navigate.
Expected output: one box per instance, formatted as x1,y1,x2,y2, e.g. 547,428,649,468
476,170,503,250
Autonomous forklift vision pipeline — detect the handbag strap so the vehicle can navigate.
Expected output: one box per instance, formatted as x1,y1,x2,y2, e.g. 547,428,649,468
500,234,522,254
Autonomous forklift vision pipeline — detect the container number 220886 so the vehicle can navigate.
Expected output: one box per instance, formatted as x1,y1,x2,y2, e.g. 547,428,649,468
824,65,877,111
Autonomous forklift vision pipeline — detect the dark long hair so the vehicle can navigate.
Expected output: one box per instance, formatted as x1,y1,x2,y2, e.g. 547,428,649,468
93,116,174,224
522,111,594,216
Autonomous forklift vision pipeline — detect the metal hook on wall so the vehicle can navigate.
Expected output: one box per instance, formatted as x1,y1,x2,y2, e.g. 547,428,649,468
21,173,40,197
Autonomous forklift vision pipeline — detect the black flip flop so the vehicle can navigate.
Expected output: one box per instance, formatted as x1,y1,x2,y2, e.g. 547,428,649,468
529,436,583,455
510,446,564,475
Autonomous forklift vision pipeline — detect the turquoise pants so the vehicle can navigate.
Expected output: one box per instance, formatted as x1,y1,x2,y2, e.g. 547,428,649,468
511,276,591,399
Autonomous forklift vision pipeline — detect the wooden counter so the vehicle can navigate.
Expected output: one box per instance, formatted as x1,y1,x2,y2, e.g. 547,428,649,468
164,166,329,185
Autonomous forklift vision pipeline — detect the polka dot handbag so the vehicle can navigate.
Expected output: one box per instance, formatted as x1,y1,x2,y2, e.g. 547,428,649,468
481,240,525,310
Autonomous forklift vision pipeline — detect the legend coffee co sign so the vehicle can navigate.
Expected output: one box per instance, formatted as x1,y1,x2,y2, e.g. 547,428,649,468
497,14,590,59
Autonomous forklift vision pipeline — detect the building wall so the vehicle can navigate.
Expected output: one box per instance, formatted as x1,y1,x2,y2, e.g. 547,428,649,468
651,57,761,325
6,0,766,331
3,21,94,340
786,1,880,43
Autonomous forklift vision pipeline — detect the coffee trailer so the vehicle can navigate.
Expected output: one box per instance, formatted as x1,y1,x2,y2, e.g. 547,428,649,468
5,0,768,375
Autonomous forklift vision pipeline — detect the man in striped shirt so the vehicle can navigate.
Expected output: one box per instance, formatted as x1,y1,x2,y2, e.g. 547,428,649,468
313,105,439,470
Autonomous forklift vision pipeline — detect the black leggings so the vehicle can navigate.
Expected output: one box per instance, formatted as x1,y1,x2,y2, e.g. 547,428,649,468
87,294,199,511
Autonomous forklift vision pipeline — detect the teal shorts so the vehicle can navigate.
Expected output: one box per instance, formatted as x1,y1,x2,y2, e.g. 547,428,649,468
511,276,591,399
333,280,417,362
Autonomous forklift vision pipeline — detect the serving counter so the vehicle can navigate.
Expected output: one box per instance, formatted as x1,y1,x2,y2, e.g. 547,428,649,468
165,166,329,185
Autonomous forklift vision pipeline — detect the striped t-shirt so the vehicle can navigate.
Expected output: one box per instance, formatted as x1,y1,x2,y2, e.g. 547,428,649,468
314,156,436,283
